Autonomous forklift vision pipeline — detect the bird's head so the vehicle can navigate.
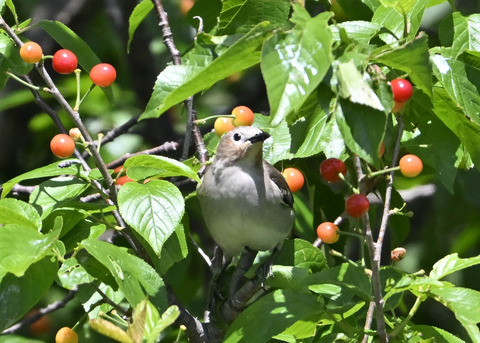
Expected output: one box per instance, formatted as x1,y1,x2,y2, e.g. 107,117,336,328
215,126,270,163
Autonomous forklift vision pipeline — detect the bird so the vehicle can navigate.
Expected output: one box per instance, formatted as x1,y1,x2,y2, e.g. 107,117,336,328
196,126,295,259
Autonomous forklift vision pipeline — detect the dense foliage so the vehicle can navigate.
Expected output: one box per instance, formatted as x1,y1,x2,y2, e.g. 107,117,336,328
1,0,480,342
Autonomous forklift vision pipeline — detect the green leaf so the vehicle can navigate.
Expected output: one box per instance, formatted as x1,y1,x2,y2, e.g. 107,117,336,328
58,257,95,290
275,239,328,274
261,8,333,126
430,253,480,280
156,223,189,275
224,289,323,343
0,257,57,331
218,0,290,35
0,217,61,277
82,238,167,309
371,33,432,97
410,325,466,343
29,176,90,219
290,87,343,159
439,12,480,58
335,99,386,166
0,198,41,230
404,95,459,192
331,21,382,44
429,287,480,342
380,0,416,15
124,154,201,182
1,160,83,198
432,88,480,170
128,301,180,343
37,20,100,70
127,0,154,52
371,6,404,44
337,60,384,111
90,317,133,343
253,114,292,164
305,263,372,302
118,180,184,256
0,336,44,343
0,0,6,13
0,34,32,89
141,22,274,120
431,51,480,124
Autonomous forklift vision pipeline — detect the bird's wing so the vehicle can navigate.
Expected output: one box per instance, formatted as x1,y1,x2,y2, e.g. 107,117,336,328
265,161,294,208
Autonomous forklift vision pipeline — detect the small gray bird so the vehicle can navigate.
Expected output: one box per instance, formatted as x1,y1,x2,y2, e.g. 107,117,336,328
197,126,295,258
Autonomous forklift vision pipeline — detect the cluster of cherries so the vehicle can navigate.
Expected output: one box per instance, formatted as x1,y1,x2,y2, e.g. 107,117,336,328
313,78,421,244
19,41,117,159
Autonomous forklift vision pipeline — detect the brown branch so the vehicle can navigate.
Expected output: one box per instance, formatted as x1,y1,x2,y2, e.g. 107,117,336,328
151,0,207,165
92,284,129,317
106,141,179,169
352,156,387,343
2,288,77,334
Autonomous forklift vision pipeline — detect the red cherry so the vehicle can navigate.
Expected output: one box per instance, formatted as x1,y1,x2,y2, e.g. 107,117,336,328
399,154,423,177
282,168,304,193
50,134,76,158
52,49,78,74
320,158,347,183
345,194,370,218
316,222,340,244
90,63,116,87
232,106,254,127
391,78,413,103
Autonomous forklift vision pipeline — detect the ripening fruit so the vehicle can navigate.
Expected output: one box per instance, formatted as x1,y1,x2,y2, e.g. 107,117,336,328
232,106,254,127
180,0,195,15
90,63,116,87
391,247,406,262
391,78,413,103
68,128,82,141
116,175,134,185
345,194,370,218
20,41,43,63
316,222,340,244
320,158,347,183
52,49,78,74
28,311,52,335
282,168,304,193
399,154,423,177
55,327,78,343
50,134,76,158
214,117,235,137
378,141,386,157
392,100,405,113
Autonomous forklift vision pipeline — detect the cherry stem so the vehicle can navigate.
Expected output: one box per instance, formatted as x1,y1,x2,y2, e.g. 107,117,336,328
194,114,236,125
73,68,82,111
368,166,400,178
6,71,41,91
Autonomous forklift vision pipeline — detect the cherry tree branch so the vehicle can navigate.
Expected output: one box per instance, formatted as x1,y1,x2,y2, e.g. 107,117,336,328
352,155,387,343
2,288,78,334
0,17,147,258
151,0,208,165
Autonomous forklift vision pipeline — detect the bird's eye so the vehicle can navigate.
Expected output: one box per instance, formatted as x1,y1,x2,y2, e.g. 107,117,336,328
233,133,242,141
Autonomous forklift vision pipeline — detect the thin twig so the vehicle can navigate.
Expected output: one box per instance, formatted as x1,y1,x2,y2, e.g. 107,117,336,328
375,117,404,262
2,288,78,334
92,284,129,317
353,155,387,343
151,0,208,165
106,141,179,169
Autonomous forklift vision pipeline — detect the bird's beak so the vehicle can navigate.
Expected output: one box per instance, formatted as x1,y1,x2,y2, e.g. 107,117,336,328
247,131,270,144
